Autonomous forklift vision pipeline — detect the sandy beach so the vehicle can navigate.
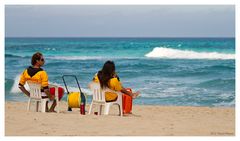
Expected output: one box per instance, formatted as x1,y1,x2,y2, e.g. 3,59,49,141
5,101,235,136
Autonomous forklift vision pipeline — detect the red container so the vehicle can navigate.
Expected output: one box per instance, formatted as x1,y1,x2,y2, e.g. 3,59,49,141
122,88,133,114
49,87,64,100
80,103,85,115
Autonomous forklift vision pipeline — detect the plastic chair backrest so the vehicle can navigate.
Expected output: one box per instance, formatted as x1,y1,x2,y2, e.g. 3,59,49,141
90,82,106,103
88,82,123,116
27,81,42,100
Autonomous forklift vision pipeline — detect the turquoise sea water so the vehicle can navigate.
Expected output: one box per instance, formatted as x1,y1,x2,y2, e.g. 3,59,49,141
5,37,235,107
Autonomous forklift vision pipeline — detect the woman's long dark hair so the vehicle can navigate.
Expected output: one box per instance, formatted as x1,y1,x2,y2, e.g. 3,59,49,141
98,60,115,88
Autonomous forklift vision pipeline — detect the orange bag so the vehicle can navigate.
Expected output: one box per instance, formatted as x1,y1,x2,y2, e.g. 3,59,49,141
122,88,132,114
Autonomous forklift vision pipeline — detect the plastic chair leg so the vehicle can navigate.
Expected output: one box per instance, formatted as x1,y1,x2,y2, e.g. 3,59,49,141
27,98,31,111
88,102,93,115
36,101,39,112
119,103,123,116
104,103,111,115
41,99,47,113
99,105,103,115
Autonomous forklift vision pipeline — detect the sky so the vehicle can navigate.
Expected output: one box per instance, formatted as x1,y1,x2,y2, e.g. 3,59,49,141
5,5,235,37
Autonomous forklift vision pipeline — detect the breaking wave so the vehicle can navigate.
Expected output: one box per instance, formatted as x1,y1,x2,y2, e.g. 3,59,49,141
145,47,235,60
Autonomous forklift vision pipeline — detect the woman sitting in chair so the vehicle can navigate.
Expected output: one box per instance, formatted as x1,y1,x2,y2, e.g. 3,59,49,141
92,60,140,102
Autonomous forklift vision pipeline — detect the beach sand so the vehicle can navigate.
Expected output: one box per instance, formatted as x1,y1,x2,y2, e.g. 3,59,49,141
5,101,235,136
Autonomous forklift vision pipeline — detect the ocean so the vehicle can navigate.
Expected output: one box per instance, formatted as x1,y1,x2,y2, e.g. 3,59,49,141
5,37,235,107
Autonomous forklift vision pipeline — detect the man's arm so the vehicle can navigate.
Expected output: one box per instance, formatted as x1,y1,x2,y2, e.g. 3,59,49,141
19,85,30,97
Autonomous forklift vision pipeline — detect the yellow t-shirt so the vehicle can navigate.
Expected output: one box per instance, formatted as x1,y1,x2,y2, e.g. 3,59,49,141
19,66,49,90
93,75,122,102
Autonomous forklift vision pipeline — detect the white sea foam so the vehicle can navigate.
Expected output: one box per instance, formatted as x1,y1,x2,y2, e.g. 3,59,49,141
44,47,56,51
10,74,29,94
145,47,235,60
213,99,235,107
63,86,93,96
44,82,93,95
10,75,63,94
48,56,105,60
47,56,141,60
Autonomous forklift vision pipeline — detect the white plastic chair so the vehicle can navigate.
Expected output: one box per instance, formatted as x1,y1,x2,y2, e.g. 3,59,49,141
27,81,60,113
88,82,123,116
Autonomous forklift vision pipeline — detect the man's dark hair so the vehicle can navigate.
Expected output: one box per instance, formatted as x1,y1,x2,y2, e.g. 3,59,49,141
31,52,43,65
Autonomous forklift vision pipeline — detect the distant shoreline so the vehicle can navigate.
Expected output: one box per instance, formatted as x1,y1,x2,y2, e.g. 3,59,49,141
4,99,236,108
5,37,235,39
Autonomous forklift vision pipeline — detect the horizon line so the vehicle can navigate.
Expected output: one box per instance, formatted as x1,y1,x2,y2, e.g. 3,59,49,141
5,36,235,38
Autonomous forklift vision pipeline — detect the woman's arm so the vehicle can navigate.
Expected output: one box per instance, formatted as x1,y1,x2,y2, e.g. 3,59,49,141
120,88,140,99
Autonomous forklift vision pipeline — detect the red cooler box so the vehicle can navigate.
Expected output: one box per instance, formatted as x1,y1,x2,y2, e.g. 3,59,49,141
122,88,132,114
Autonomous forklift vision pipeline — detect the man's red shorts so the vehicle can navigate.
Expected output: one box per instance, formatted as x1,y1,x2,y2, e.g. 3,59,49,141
49,87,64,100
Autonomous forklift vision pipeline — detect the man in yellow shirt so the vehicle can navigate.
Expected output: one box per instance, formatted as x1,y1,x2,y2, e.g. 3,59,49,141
18,52,56,112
